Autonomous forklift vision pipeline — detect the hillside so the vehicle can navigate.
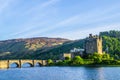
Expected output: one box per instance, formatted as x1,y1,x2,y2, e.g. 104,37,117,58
31,39,85,59
31,30,120,60
100,30,120,59
0,37,70,59
0,30,120,60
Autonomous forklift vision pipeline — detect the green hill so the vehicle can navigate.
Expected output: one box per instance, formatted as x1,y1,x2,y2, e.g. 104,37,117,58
100,30,120,59
31,39,85,59
0,30,120,60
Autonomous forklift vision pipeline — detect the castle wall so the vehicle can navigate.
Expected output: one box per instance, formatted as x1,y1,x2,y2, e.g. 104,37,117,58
97,38,102,54
85,34,102,54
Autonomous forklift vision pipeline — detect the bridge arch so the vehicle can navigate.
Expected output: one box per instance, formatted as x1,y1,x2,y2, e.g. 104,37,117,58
21,60,34,67
8,60,20,68
34,60,43,67
9,62,19,68
21,62,33,67
34,62,42,67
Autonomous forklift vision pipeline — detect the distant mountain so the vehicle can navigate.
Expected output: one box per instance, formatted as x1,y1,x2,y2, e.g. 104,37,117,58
0,37,70,59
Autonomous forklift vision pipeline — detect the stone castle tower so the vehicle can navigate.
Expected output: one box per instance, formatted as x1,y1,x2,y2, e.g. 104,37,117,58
85,34,102,54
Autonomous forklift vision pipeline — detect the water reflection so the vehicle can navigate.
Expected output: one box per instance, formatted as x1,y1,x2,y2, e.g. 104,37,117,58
83,67,105,80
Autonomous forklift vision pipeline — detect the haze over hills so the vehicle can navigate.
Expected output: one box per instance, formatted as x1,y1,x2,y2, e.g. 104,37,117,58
0,30,120,60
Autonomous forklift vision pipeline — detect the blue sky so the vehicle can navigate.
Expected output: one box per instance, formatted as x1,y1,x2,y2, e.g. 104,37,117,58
0,0,120,40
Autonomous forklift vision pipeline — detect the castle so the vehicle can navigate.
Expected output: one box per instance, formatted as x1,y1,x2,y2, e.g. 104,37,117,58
85,34,102,54
63,34,103,59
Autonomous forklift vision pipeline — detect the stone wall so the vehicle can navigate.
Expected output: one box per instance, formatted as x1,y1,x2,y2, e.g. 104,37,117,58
85,34,102,54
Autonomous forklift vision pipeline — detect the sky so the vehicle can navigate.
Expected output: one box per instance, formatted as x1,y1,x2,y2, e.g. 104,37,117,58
0,0,120,40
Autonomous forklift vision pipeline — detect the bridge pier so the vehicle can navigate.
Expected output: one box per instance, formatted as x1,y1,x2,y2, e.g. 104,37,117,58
7,60,9,69
42,60,47,66
19,60,21,68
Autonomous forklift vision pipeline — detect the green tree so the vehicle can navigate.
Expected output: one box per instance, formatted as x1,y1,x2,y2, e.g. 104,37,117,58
114,54,120,60
102,53,110,60
94,57,102,64
72,56,84,65
89,52,102,59
47,59,54,65
88,53,103,64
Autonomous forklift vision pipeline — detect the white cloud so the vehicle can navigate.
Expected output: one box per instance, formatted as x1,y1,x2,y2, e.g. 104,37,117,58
41,0,60,8
50,23,120,40
13,10,120,39
5,0,120,40
9,0,61,37
24,0,60,15
29,4,120,34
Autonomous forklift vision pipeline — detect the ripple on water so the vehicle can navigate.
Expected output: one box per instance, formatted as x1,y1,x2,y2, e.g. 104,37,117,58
0,67,119,80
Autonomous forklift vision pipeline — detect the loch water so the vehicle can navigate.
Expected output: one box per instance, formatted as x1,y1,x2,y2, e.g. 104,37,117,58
0,66,120,80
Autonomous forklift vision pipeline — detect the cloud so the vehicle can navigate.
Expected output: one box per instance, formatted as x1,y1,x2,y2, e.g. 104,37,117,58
33,4,120,32
4,0,120,40
41,0,60,8
12,9,120,39
19,7,120,38
12,15,81,38
50,23,120,40
9,0,61,37
24,0,60,15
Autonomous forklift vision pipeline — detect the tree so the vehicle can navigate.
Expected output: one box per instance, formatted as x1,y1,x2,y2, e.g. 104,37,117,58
47,59,53,65
102,53,110,60
94,57,102,64
72,56,84,65
114,54,120,60
89,52,102,59
88,53,103,64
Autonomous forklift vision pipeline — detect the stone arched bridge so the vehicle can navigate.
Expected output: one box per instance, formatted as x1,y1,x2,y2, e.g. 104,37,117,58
0,60,59,69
